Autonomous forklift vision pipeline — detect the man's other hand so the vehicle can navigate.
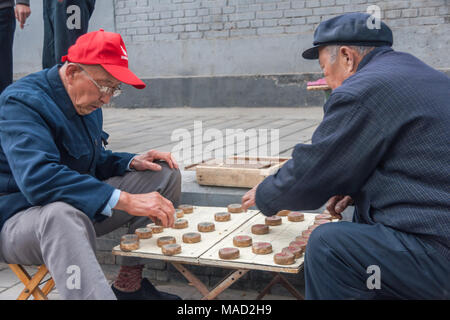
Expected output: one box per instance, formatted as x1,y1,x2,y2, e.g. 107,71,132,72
325,195,353,220
242,183,260,211
130,150,179,172
115,191,175,228
15,4,31,29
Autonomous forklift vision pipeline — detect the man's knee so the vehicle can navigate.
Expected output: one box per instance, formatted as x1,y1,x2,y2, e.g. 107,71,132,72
39,202,97,250
159,162,181,183
39,202,93,234
308,222,340,251
141,165,181,197
141,164,181,185
305,222,353,264
170,167,182,188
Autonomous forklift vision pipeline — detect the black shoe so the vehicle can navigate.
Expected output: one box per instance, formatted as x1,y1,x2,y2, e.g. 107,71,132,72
141,278,182,300
112,278,182,300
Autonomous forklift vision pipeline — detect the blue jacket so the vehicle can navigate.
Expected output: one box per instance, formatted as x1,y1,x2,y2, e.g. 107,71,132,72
0,65,135,230
256,47,450,260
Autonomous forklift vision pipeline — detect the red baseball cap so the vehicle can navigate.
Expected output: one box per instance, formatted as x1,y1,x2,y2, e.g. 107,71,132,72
62,29,146,89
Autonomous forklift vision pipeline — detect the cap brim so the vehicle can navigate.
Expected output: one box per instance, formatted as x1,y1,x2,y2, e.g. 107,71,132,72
101,64,146,89
302,46,320,60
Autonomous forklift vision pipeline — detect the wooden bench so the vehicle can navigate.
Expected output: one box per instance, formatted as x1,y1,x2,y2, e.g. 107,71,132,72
307,78,332,101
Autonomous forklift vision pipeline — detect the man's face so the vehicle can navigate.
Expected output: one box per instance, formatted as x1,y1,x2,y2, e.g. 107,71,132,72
318,46,361,90
65,64,121,116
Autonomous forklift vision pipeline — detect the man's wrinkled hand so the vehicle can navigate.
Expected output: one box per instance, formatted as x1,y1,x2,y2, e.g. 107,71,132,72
15,4,31,29
325,195,353,220
115,191,175,228
241,183,260,211
130,150,179,172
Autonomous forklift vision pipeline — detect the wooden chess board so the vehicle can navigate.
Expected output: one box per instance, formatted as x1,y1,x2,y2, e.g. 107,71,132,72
112,206,330,274
199,211,318,273
112,206,260,264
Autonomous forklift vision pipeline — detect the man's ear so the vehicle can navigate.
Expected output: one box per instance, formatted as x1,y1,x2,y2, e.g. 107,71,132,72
339,46,357,73
65,64,80,84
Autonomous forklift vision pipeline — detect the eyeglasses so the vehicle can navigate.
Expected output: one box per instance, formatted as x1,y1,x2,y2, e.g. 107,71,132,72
74,63,122,97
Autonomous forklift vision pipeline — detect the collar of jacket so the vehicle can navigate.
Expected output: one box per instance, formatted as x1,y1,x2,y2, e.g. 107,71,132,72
357,46,393,72
46,64,78,120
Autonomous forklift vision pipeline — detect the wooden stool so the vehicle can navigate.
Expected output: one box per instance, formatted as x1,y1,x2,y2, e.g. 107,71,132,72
8,264,55,300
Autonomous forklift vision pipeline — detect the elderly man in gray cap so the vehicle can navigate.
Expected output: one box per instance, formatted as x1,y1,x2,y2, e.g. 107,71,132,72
242,13,449,299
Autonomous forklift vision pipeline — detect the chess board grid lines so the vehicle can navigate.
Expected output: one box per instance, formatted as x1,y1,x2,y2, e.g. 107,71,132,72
199,212,319,273
112,206,260,262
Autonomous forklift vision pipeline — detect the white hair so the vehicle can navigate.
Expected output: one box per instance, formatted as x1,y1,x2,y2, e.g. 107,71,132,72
326,45,375,63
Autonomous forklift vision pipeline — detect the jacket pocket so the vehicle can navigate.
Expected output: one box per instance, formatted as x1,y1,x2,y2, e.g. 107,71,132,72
61,141,90,160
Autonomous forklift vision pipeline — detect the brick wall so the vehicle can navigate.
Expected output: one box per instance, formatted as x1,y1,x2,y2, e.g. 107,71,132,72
114,0,449,44
109,0,449,107
12,1,450,81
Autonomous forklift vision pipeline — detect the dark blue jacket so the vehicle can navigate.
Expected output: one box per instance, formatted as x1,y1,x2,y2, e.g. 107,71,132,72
0,65,135,230
256,47,450,260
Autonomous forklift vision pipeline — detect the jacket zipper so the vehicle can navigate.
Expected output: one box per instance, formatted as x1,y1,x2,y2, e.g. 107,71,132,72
80,116,96,173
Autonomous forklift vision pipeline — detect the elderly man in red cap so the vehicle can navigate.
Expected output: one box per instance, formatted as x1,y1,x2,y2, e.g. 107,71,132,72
0,29,182,300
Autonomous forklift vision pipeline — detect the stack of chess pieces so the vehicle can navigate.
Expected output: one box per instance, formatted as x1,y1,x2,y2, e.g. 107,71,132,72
218,209,334,265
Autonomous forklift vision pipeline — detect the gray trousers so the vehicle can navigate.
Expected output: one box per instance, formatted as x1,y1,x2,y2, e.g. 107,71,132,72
0,164,181,300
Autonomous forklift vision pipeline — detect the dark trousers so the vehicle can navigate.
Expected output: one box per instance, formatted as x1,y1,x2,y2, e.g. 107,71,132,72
42,0,96,69
304,221,450,299
0,7,16,94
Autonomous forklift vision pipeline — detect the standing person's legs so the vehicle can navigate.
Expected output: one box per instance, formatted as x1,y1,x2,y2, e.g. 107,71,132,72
0,202,116,300
0,7,16,93
304,221,450,299
42,0,55,69
54,0,96,66
42,0,95,69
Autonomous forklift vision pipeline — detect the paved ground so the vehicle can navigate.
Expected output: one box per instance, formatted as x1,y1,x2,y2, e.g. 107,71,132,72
103,107,324,167
0,263,297,300
0,106,323,300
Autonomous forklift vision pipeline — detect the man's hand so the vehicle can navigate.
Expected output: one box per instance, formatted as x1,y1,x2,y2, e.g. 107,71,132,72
15,4,31,29
115,191,175,227
130,150,178,172
241,183,260,211
325,195,353,220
